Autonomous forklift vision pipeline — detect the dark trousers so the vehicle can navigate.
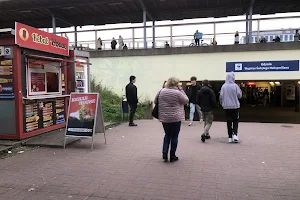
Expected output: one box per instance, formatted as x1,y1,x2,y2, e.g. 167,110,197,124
225,109,239,138
162,122,181,157
195,38,200,46
129,104,137,124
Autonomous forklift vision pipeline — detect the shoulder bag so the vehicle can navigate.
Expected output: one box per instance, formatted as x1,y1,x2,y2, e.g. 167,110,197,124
152,90,162,119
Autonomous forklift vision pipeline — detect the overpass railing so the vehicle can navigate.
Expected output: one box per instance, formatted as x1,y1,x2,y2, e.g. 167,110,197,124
54,15,300,50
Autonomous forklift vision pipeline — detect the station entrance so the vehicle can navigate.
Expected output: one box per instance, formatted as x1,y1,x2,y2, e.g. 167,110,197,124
182,80,300,124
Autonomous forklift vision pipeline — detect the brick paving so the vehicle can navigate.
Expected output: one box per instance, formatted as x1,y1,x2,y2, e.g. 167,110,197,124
0,120,300,200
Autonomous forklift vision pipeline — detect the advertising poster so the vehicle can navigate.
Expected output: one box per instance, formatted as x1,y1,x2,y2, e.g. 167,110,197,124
66,93,98,137
31,72,46,92
56,99,65,125
0,59,14,97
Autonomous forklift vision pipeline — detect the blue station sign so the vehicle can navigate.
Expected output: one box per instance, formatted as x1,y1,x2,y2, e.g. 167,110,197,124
226,60,300,72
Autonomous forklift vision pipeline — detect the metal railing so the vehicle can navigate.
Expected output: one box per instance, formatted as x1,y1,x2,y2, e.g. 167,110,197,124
55,15,300,50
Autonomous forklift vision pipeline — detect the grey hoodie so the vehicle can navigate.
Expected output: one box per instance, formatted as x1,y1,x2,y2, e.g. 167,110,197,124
220,72,242,109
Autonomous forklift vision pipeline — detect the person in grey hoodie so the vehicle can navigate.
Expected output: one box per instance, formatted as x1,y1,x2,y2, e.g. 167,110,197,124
220,72,242,143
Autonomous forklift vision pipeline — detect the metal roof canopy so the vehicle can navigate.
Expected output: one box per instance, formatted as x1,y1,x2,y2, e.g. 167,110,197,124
0,0,300,29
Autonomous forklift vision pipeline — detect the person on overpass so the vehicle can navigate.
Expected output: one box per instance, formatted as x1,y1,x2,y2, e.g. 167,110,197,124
154,77,189,162
119,35,124,49
123,44,128,50
126,76,138,127
220,72,242,143
111,37,117,50
196,79,216,143
97,37,102,50
187,76,202,126
294,30,300,41
234,31,239,44
165,41,170,48
194,30,202,46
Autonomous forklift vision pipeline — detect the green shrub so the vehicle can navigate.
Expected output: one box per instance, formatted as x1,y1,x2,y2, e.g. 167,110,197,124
90,76,152,123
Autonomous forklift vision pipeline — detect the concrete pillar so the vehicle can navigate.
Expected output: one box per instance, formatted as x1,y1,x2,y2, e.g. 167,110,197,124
249,5,253,43
74,26,78,48
246,13,249,44
95,30,97,50
143,10,147,49
132,28,135,49
257,19,260,43
213,23,216,40
170,25,173,47
152,21,155,48
52,14,56,33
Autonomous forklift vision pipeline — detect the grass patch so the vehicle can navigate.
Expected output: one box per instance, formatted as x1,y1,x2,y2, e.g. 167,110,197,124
91,76,152,123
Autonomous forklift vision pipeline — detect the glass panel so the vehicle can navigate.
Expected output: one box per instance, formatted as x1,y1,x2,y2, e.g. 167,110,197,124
46,72,59,93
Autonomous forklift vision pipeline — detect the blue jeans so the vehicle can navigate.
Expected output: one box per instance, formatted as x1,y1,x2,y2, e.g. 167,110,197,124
162,122,181,157
190,103,202,121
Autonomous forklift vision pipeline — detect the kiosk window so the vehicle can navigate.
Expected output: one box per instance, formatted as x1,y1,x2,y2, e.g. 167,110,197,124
27,59,61,96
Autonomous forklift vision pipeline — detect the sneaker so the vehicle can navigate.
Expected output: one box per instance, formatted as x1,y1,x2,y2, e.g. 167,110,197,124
199,119,203,123
129,123,137,127
228,138,233,143
201,134,206,142
188,122,193,126
205,134,211,139
233,135,239,143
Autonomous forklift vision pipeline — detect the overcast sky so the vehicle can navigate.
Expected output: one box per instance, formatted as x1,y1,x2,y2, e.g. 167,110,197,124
44,12,300,49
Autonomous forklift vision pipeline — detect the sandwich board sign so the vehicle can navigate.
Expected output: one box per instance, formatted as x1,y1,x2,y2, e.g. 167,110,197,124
64,93,106,150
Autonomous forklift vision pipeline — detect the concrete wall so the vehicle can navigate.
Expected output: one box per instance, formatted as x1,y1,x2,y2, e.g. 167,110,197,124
90,43,300,102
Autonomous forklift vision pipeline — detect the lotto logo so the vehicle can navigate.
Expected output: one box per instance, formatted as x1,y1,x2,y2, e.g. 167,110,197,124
235,63,243,71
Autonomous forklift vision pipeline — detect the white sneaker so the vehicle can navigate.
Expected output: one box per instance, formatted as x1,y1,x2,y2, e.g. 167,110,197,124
228,138,233,143
188,122,193,126
199,119,203,123
233,135,239,143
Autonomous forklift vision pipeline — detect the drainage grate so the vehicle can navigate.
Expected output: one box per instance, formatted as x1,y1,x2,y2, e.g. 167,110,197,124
281,125,294,128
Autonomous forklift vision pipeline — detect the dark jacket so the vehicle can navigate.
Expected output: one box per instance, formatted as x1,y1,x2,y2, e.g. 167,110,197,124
186,84,201,104
126,83,138,105
196,86,216,112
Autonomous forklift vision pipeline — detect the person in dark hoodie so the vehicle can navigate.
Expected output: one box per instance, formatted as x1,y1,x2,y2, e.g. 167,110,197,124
196,79,216,142
220,72,242,143
126,76,138,126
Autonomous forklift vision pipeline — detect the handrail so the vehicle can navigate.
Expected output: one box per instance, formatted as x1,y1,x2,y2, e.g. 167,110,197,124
67,28,297,44
58,15,300,50
56,15,300,34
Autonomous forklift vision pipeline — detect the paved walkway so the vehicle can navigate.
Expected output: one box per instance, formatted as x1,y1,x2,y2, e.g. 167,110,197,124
0,120,299,200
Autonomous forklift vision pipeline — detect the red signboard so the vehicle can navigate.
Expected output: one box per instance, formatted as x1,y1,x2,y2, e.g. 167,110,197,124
15,22,69,56
66,93,99,137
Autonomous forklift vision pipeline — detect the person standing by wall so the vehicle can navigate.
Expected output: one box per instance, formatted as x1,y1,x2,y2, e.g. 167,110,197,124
196,79,216,142
220,72,242,143
187,76,202,126
154,77,189,162
126,76,138,127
